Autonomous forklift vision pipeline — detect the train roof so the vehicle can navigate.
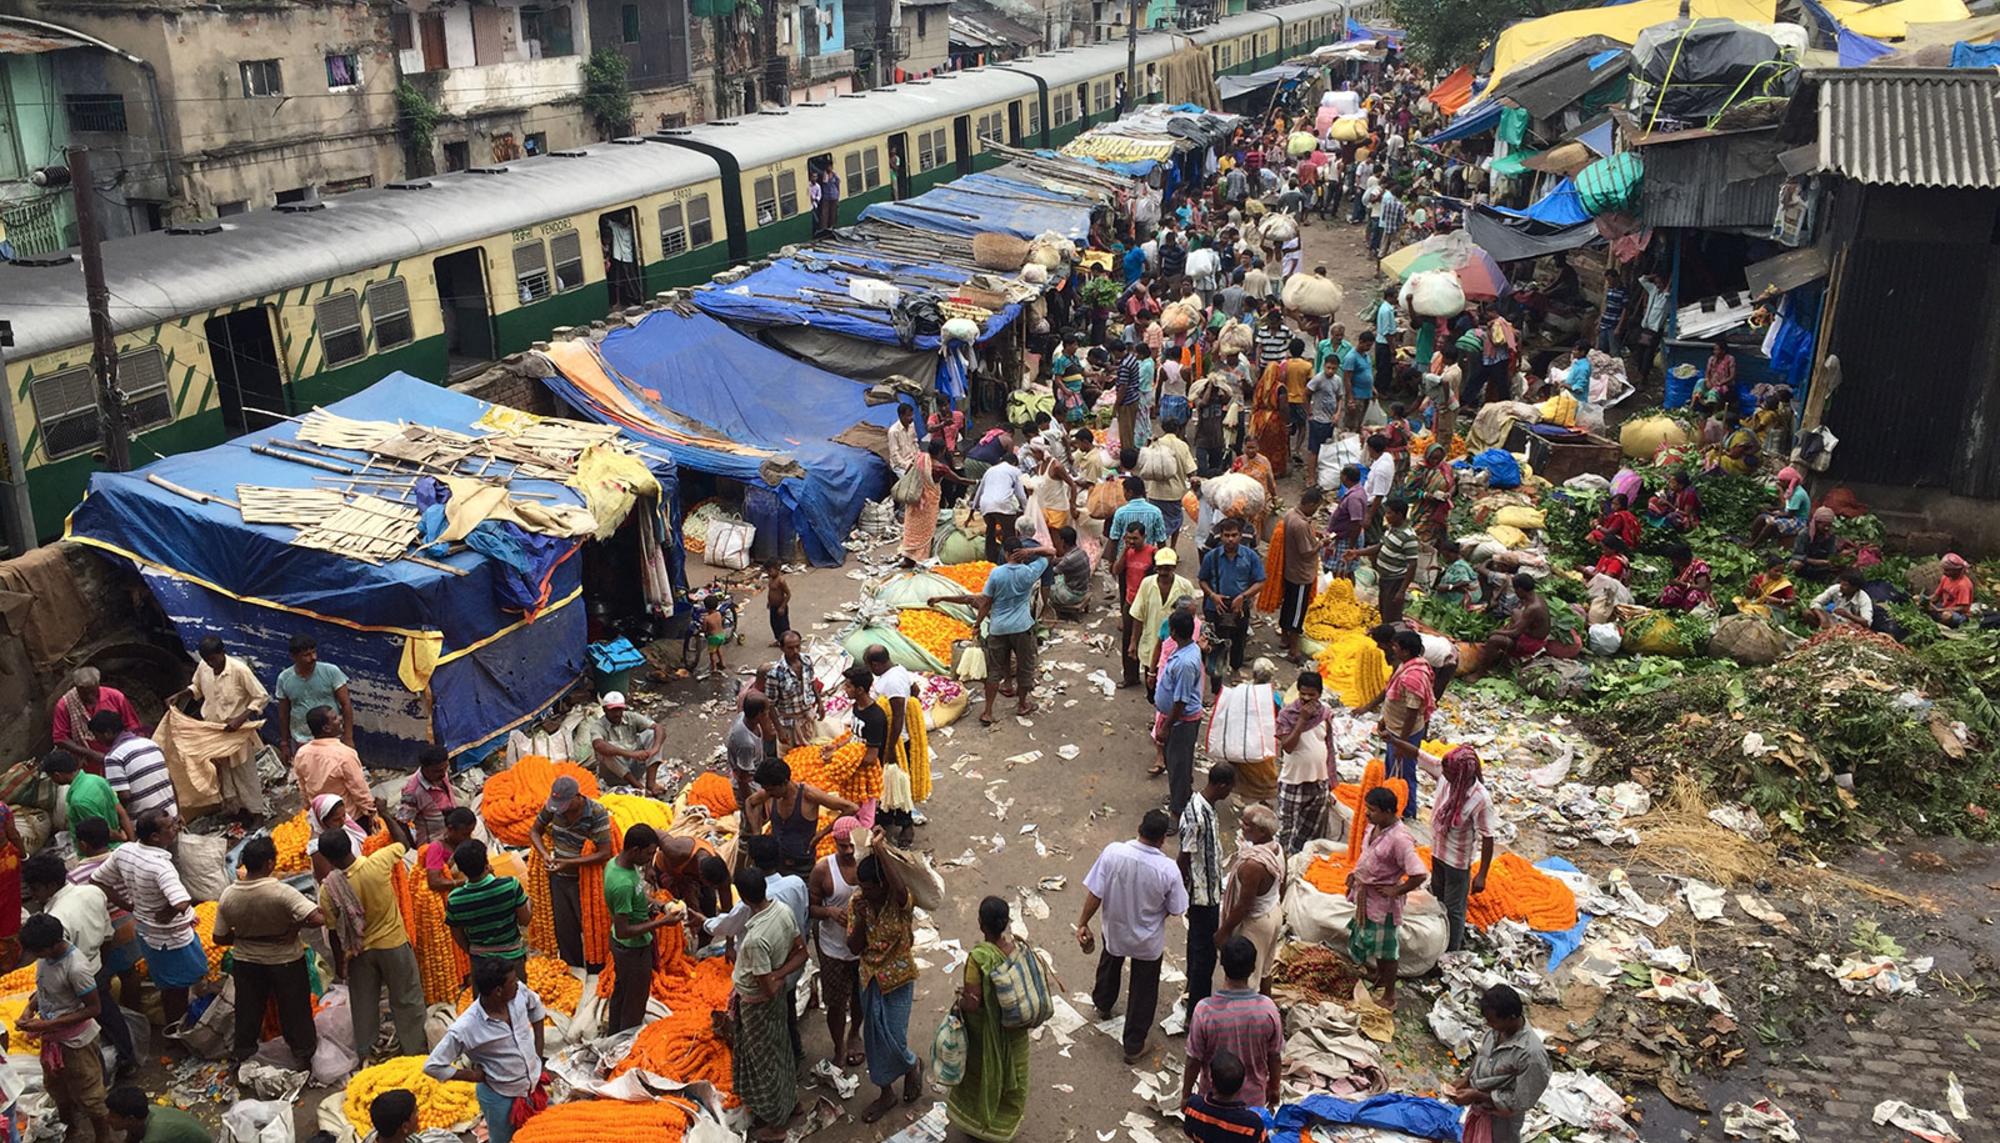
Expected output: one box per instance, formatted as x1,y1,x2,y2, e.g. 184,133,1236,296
0,139,722,358
655,67,1042,169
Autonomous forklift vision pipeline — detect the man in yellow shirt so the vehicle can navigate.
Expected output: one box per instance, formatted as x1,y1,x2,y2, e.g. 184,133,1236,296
1279,337,1316,459
317,830,426,1060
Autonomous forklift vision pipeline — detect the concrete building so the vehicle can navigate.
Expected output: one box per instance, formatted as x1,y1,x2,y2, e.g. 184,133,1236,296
898,0,950,77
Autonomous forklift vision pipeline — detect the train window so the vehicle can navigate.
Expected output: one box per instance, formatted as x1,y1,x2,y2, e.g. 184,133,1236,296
1092,81,1110,113
30,365,101,460
1053,91,1074,126
976,110,1003,145
316,291,366,367
121,346,173,430
776,170,799,217
844,147,882,192
551,231,585,291
917,126,948,171
687,194,714,246
513,239,551,301
753,175,777,224
1027,100,1041,136
367,277,414,349
659,203,687,256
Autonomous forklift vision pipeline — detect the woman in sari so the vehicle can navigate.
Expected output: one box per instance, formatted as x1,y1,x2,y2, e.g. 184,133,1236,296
897,439,960,568
1646,469,1700,531
307,792,370,881
1411,444,1456,546
1659,543,1713,611
946,896,1032,1141
1249,358,1291,478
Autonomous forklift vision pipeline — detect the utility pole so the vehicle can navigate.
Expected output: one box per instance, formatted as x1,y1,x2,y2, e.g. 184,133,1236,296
53,147,130,472
876,0,896,85
1125,0,1138,113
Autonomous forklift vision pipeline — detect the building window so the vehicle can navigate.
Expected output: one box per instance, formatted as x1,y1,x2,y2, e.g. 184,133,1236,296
917,7,927,36
752,175,777,224
525,132,547,156
65,93,127,133
686,193,713,246
316,291,367,367
776,169,799,217
621,4,640,42
513,240,551,301
521,6,575,56
216,200,248,217
550,230,585,291
240,59,283,97
443,141,470,171
325,53,361,90
275,186,313,205
366,278,414,350
659,203,687,256
392,11,415,50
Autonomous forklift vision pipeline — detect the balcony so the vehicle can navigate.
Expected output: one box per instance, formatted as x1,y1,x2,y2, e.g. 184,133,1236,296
802,48,857,79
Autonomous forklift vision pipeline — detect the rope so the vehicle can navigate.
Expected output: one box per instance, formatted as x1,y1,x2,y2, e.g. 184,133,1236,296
1645,18,1703,135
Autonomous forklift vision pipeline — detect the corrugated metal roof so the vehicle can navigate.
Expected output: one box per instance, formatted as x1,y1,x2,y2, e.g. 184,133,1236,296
1812,67,2000,188
1640,126,1787,230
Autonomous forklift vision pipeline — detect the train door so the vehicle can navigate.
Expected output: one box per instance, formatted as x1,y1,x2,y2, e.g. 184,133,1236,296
433,249,495,373
1075,82,1089,126
953,115,973,176
598,208,643,307
203,306,286,433
1007,101,1023,147
888,133,911,200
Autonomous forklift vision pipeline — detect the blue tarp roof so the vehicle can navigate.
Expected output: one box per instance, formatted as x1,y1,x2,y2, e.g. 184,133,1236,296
691,253,1023,349
1347,19,1404,44
858,171,1094,239
1421,99,1504,144
66,374,667,763
541,309,898,566
1489,175,1593,226
1034,147,1158,177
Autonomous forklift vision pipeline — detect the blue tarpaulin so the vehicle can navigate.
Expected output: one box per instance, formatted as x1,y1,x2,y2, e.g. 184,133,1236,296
541,309,898,566
1421,99,1505,144
65,374,672,764
691,253,1024,350
1035,147,1159,178
858,171,1094,239
1273,1094,1463,1143
1489,175,1593,226
1952,40,2000,66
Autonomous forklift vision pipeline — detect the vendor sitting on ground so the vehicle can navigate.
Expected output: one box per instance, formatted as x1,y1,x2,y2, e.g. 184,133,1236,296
1659,543,1713,611
1747,467,1811,548
1711,408,1760,476
1431,540,1476,608
1786,507,1839,580
1482,574,1550,662
1591,534,1632,584
1587,493,1641,552
1925,554,1976,627
1806,570,1874,632
1646,470,1701,532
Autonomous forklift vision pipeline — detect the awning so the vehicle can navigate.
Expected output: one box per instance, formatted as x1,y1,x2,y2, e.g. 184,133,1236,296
1485,0,1775,93
1428,66,1476,115
1218,64,1312,104
1466,205,1604,261
0,23,97,54
1488,175,1593,226
1822,0,1970,38
1490,150,1542,178
1420,99,1504,144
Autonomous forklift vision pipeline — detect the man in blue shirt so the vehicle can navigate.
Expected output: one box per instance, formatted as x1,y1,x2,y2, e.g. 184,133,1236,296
1106,476,1168,589
940,539,1054,726
1340,330,1377,432
1198,517,1265,692
1372,285,1399,397
1154,608,1207,821
1122,243,1148,286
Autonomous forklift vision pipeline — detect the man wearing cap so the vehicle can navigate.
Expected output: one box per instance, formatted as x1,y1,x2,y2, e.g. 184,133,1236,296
571,693,660,794
530,777,615,969
1128,549,1198,692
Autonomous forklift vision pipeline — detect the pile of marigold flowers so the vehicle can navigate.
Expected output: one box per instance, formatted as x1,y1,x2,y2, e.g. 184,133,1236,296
343,1057,478,1134
681,771,737,817
897,608,973,666
457,956,582,1016
512,1096,699,1143
933,561,996,592
610,956,737,1104
270,812,312,875
482,756,600,845
601,792,675,842
1301,577,1380,642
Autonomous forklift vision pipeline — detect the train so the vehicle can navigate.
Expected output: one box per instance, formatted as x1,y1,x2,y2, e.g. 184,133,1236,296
0,0,1370,544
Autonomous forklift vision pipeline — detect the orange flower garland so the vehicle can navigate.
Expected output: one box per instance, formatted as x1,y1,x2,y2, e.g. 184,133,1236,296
897,608,973,665
480,756,601,846
271,812,312,876
782,738,876,803
458,956,583,1016
1256,520,1294,614
682,772,738,817
511,1096,698,1143
609,956,737,1105
1303,846,1577,933
404,857,470,1005
521,846,613,965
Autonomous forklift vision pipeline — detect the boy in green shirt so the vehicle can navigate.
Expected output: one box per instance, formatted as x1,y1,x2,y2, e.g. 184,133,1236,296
604,823,676,1034
43,749,129,842
108,1086,214,1143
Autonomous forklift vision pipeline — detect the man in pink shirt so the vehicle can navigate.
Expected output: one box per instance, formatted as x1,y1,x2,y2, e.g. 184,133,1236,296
51,667,141,777
290,705,376,828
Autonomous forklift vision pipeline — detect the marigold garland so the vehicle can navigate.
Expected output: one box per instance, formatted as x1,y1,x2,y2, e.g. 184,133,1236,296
343,1056,478,1134
593,923,693,1002
405,854,470,1005
1302,847,1577,933
0,994,37,1056
933,561,997,592
1302,577,1380,641
681,772,738,818
522,844,612,965
0,967,30,995
271,812,312,876
782,739,877,803
609,956,737,1106
601,792,676,845
1256,520,1295,614
481,756,601,846
458,955,583,1016
511,1096,698,1143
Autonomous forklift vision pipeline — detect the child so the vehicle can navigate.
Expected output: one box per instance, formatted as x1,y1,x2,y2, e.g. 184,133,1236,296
1182,1049,1270,1142
1344,786,1428,1007
368,1089,419,1143
701,599,728,675
1432,539,1476,607
763,560,791,648
19,914,110,1143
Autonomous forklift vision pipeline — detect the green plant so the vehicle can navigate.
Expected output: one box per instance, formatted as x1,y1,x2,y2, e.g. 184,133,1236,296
582,49,634,139
394,80,441,157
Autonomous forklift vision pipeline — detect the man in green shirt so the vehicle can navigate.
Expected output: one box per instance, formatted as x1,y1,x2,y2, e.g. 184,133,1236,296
44,749,129,842
604,823,676,1034
107,1085,214,1143
444,842,532,964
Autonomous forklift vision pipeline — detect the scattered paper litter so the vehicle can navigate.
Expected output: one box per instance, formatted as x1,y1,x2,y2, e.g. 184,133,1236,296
1039,875,1067,891
1946,1074,1969,1121
1086,670,1118,697
1722,1098,1801,1142
1680,878,1726,921
1058,744,1082,760
1872,1100,1961,1143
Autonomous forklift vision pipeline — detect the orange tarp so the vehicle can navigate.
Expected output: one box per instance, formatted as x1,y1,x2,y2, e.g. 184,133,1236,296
1428,66,1475,116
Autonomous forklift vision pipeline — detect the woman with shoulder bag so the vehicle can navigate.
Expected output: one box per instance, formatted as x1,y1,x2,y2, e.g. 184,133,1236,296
946,896,1033,1141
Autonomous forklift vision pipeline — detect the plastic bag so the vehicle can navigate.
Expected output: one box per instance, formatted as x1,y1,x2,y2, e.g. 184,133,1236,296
1330,115,1368,142
1621,611,1693,657
1205,683,1277,763
1619,415,1688,459
932,1012,968,1086
1203,472,1269,520
935,522,984,564
1085,480,1126,520
873,840,945,911
1316,433,1365,489
1470,449,1521,489
890,466,926,506
841,626,943,673
221,1100,295,1143
703,520,754,570
308,985,359,1086
1586,624,1623,656
1400,270,1466,318
1491,506,1545,531
1286,131,1319,157
175,830,232,903
941,317,981,343
1281,273,1343,316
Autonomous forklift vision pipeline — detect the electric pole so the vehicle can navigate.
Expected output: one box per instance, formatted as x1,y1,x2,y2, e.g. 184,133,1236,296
50,147,130,472
1125,0,1139,113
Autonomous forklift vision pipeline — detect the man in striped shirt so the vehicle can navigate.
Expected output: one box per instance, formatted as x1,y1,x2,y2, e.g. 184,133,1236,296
92,811,203,1026
530,778,614,968
444,842,533,965
93,712,177,825
1181,937,1282,1112
1361,499,1420,625
1253,307,1292,369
